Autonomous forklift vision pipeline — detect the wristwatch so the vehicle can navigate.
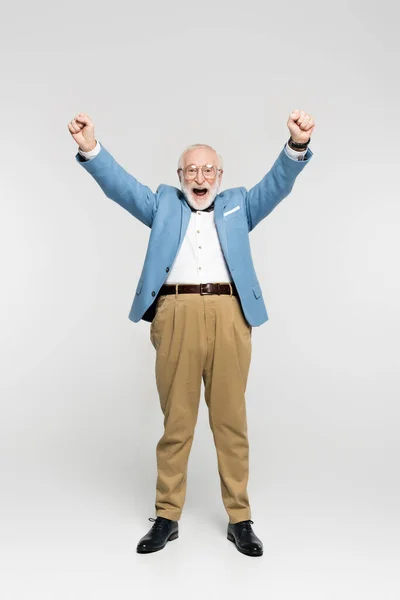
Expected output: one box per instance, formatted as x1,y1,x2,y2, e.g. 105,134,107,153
288,136,310,150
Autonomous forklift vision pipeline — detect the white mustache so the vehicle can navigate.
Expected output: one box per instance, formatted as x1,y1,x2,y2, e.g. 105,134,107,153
180,177,221,211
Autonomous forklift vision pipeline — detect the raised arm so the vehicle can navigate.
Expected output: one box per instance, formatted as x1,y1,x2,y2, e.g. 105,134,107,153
68,113,157,228
245,109,315,231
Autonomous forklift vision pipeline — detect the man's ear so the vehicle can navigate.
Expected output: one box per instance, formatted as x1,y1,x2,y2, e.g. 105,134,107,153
177,168,182,182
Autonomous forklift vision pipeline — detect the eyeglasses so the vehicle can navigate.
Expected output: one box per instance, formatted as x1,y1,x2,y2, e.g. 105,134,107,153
179,164,223,181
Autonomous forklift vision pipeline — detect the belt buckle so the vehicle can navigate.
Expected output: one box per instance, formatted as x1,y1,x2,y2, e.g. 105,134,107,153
200,283,213,295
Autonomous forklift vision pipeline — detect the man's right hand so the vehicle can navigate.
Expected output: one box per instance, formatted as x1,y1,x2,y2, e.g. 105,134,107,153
67,112,96,152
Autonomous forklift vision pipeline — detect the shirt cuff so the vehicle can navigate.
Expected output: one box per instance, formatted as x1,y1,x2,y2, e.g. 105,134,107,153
78,140,101,159
284,142,307,161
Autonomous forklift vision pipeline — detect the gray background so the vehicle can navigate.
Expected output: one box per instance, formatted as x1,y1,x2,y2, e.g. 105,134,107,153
1,0,399,598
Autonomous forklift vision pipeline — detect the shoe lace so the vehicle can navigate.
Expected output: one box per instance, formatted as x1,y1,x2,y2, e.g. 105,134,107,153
238,519,254,531
148,517,169,532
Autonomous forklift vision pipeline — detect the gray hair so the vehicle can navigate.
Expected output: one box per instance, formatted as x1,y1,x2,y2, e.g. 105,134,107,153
177,143,224,170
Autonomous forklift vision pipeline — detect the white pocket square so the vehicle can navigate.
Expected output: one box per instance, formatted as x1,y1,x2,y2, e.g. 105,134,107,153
223,205,240,217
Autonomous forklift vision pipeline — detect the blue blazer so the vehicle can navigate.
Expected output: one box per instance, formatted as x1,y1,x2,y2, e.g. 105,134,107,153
76,143,313,326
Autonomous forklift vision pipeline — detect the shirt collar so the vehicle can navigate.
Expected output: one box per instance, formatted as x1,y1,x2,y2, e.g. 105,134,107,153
188,202,215,213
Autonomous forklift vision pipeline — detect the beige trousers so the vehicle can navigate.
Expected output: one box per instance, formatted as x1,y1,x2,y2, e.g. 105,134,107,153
150,290,253,524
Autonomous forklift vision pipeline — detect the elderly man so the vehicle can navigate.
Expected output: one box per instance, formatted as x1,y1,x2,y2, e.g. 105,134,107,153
69,109,315,556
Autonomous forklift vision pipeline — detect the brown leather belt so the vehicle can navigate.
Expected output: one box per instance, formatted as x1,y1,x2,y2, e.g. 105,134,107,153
159,282,238,296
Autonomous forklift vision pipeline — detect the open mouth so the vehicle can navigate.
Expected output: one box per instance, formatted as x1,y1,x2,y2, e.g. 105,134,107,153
193,187,208,197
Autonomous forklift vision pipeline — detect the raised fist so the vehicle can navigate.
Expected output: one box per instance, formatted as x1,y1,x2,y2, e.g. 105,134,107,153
67,113,96,152
287,109,315,144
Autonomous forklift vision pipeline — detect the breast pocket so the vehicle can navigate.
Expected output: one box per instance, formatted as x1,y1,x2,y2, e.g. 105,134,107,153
223,205,241,220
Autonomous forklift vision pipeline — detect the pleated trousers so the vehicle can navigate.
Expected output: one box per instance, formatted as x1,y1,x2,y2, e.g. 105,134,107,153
149,290,252,524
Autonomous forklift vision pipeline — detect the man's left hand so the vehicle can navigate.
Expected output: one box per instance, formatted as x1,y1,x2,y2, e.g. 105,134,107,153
287,109,315,143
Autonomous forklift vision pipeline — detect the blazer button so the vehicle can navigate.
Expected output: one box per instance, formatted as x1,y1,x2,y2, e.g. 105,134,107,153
152,291,156,297
166,267,169,272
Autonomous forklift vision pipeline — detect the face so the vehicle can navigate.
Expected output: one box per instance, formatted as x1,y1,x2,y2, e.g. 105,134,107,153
177,147,223,211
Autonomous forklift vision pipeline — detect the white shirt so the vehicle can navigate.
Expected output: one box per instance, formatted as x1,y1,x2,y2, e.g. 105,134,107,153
78,141,307,284
165,209,232,284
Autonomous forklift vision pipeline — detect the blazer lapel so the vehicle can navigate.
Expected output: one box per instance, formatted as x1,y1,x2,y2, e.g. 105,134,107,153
178,197,191,250
214,194,230,265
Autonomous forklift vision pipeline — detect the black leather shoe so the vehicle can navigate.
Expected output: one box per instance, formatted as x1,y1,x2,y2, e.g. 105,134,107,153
136,516,179,554
227,519,263,556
